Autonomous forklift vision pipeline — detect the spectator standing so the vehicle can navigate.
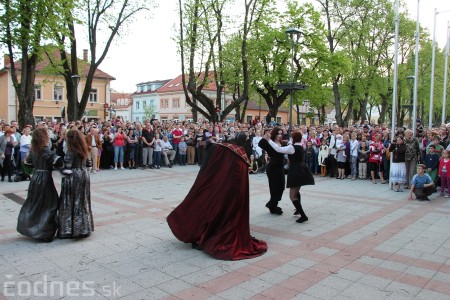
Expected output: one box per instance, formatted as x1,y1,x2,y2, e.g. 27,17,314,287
305,141,314,173
358,141,369,180
141,122,155,169
369,133,387,184
335,134,346,179
172,123,183,165
134,123,143,168
113,126,125,170
438,150,450,197
126,129,138,169
0,128,17,182
153,133,162,169
349,132,359,180
185,131,196,165
389,136,407,192
318,139,329,177
178,137,187,165
85,126,102,174
404,129,420,189
425,144,440,182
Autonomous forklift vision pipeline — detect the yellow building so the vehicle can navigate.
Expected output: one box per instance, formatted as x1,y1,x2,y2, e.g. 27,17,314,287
0,51,115,124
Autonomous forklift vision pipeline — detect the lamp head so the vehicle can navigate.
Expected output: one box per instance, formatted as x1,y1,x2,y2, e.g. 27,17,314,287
285,28,301,42
71,74,80,85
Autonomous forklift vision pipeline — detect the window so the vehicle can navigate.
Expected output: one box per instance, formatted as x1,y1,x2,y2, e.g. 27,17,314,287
53,85,63,101
136,101,140,110
89,89,98,102
246,115,253,124
277,117,282,124
34,84,42,100
160,99,169,109
172,98,180,108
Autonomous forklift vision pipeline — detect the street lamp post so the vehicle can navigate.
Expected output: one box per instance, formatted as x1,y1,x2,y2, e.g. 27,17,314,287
430,9,450,128
407,76,415,128
443,22,450,125
71,75,80,121
285,28,301,136
412,0,420,136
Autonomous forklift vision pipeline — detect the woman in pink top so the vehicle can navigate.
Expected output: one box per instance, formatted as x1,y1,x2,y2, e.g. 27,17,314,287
113,126,125,170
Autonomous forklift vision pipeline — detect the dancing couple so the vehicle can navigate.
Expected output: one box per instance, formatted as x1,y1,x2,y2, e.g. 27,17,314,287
258,127,315,223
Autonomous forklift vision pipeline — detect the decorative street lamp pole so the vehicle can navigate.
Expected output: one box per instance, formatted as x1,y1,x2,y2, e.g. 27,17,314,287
71,75,80,121
284,28,301,136
443,22,450,125
407,76,415,129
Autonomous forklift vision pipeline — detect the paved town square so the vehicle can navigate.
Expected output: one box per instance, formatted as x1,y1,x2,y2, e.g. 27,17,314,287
1,166,450,299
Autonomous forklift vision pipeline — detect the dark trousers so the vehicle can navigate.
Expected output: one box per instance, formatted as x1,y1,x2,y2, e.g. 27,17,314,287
1,155,13,179
266,164,285,208
328,154,336,177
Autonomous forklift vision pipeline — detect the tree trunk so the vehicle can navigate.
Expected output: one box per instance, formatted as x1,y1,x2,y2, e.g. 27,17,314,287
332,79,343,126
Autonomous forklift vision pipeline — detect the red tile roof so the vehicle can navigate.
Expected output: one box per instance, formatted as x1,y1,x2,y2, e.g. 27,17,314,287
111,92,133,108
158,72,220,93
1,50,115,80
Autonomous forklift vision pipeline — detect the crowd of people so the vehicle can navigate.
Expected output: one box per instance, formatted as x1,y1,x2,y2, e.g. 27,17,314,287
1,117,450,201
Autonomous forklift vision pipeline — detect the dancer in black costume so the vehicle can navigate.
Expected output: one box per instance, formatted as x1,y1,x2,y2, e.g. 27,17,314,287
258,127,292,214
17,127,63,242
58,129,94,238
286,131,315,223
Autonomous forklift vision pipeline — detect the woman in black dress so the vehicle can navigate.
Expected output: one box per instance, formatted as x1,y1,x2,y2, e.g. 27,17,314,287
258,127,292,215
58,129,94,238
17,127,63,242
286,131,315,223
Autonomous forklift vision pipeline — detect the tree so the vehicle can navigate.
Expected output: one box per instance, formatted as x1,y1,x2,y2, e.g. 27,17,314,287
0,0,69,128
178,0,264,123
143,101,158,121
49,0,155,121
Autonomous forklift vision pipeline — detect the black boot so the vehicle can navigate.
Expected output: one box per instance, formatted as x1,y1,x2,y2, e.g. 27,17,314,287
292,199,302,215
294,193,308,223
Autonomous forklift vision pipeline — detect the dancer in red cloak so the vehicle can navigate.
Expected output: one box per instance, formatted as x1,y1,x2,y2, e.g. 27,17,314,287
167,133,267,260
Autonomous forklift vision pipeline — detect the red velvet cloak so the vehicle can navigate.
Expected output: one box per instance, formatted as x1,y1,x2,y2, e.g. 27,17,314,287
167,143,267,260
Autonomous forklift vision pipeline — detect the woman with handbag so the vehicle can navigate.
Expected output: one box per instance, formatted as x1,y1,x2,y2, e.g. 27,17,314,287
369,133,387,184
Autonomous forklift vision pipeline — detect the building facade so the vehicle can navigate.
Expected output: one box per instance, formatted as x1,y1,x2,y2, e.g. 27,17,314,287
131,80,170,123
0,51,115,124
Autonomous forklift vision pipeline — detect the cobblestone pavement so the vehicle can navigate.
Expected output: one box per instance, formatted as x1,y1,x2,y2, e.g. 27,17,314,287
1,165,450,299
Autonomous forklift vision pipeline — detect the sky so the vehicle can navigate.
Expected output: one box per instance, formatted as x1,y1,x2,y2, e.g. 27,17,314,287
2,0,450,93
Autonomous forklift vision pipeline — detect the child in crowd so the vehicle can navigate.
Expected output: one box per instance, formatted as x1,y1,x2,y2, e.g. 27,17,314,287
318,139,329,177
425,144,439,182
358,141,369,180
409,164,436,201
438,150,450,198
153,134,162,169
350,132,359,180
335,134,346,179
249,154,258,174
305,141,315,173
178,136,188,165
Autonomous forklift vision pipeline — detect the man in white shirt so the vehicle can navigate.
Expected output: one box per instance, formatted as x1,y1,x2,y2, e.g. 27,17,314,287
161,135,176,168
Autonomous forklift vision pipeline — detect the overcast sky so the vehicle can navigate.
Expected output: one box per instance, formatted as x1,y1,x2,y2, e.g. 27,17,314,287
3,0,450,93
